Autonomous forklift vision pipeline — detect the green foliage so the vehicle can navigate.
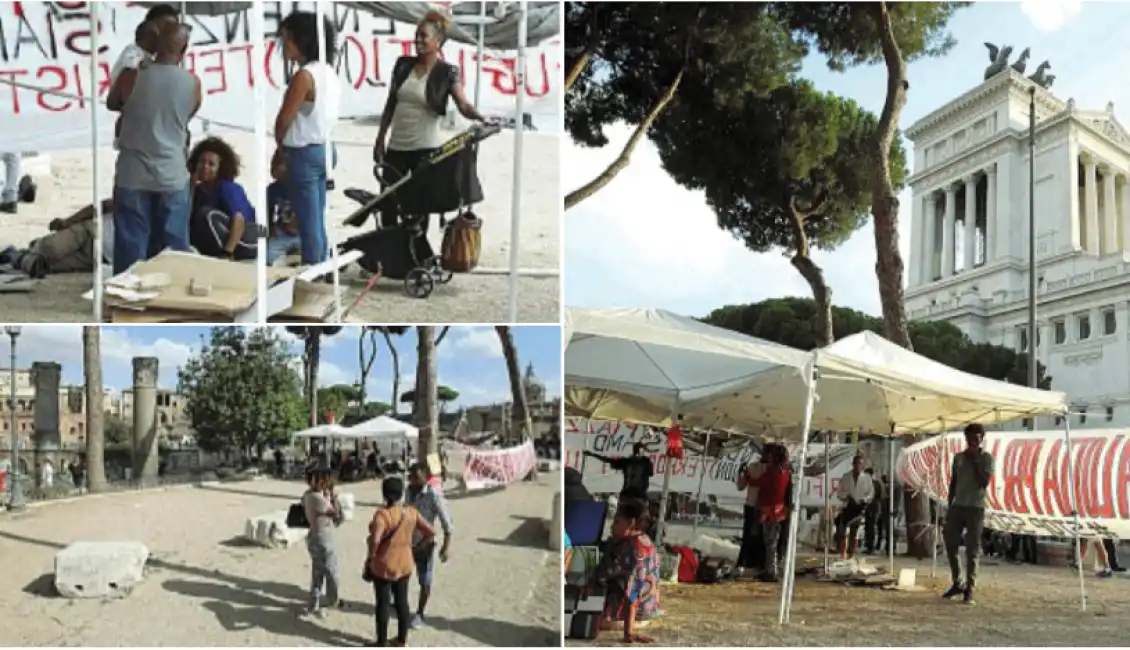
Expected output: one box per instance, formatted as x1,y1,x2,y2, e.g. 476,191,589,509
770,2,969,71
103,413,131,446
316,384,359,423
401,385,459,405
703,298,1052,388
177,327,307,454
652,78,906,254
565,2,806,148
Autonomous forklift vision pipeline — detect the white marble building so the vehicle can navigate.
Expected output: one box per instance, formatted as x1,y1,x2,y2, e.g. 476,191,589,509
905,69,1130,429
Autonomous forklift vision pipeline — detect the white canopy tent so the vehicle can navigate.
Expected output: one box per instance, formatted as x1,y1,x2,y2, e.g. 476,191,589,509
291,423,354,439
348,415,420,440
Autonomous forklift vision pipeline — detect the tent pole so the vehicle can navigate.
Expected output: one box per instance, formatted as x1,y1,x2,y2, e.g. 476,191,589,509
505,1,528,322
1063,415,1087,611
474,1,487,107
89,5,103,324
931,422,944,578
888,423,896,576
692,430,711,539
822,431,830,574
655,410,677,547
252,0,269,322
779,353,819,625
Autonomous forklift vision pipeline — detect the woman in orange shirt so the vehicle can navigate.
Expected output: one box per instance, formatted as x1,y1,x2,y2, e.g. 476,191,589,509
366,476,436,647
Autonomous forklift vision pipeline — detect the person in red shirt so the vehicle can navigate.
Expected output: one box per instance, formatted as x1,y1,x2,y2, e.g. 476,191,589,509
751,444,792,582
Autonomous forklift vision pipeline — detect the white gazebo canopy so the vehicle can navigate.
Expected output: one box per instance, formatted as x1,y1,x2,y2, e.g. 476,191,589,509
291,423,353,439
347,416,420,440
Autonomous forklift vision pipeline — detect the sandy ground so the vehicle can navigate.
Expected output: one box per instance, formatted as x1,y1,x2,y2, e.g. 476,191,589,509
569,550,1130,647
0,474,562,647
0,121,560,324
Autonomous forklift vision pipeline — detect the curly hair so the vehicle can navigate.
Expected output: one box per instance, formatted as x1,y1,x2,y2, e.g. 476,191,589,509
188,136,240,180
280,11,337,65
420,9,452,45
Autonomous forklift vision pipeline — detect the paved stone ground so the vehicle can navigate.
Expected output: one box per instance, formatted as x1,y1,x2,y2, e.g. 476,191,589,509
0,475,561,647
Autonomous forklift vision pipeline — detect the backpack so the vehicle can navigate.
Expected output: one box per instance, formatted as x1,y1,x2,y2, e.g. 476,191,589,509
440,210,483,272
672,545,700,584
286,502,310,529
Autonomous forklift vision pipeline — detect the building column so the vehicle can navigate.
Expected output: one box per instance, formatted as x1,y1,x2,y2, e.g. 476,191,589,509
1121,175,1130,254
985,164,997,264
132,357,160,488
1084,155,1100,253
1103,166,1119,255
963,174,978,270
942,184,957,277
909,194,923,286
923,193,938,282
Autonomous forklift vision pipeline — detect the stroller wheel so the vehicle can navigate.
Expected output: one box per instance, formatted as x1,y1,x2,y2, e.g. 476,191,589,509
435,268,454,284
404,268,435,298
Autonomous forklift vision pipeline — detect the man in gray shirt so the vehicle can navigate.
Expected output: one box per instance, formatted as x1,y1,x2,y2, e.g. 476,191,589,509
942,423,994,605
107,21,202,274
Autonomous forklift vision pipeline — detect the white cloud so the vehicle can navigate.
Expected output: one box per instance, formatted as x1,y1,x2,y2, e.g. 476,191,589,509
1021,0,1082,32
439,326,503,359
564,124,913,317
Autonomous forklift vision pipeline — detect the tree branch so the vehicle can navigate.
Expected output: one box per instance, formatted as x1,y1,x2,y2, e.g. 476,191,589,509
565,5,600,91
435,326,450,347
564,64,686,211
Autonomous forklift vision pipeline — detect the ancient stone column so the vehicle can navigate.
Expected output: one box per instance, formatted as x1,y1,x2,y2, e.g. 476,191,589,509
921,193,937,284
132,357,160,488
1084,156,1100,253
963,174,978,270
942,184,957,277
1102,166,1118,255
985,164,997,265
31,362,61,488
1121,175,1130,253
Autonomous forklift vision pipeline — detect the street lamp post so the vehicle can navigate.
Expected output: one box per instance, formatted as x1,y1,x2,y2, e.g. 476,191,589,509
5,326,25,511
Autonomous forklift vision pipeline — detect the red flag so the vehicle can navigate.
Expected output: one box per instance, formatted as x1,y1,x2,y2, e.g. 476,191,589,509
666,425,685,459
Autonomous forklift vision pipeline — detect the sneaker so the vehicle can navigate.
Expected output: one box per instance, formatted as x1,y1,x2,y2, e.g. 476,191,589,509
0,202,16,214
307,608,327,619
1112,567,1127,573
1098,570,1114,579
962,587,975,605
409,613,426,630
942,583,964,599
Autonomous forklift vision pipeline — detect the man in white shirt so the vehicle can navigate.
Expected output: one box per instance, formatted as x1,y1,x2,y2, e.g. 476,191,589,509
109,5,180,148
834,455,874,558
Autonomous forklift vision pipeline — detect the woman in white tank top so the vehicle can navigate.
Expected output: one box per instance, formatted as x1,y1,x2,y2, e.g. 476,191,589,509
274,11,342,265
371,11,489,230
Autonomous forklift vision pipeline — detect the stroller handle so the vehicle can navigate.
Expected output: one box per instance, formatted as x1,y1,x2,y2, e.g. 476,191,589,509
471,121,503,141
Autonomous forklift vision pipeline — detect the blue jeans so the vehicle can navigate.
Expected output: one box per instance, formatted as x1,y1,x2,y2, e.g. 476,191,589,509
113,185,191,274
285,144,330,265
1,151,21,203
267,233,301,265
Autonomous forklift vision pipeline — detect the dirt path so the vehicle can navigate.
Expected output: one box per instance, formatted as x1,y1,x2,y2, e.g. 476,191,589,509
0,474,561,647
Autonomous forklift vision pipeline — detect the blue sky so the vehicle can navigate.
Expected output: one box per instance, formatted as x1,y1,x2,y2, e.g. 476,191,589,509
2,326,561,408
565,0,1117,316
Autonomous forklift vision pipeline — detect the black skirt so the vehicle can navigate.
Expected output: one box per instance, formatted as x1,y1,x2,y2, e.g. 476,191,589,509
379,144,483,228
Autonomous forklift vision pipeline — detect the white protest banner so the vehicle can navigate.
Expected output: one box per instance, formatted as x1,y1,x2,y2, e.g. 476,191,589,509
0,2,562,151
459,439,537,490
899,429,1130,539
564,417,862,511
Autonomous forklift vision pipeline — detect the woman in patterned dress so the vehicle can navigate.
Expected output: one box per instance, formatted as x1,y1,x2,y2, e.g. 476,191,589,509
593,498,660,643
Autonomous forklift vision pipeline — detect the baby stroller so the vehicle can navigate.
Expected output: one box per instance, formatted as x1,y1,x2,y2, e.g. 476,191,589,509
337,122,500,299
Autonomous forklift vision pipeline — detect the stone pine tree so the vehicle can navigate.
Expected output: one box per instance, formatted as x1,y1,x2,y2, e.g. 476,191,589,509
496,326,536,477
286,326,343,425
82,326,107,493
414,326,440,462
772,1,969,556
652,79,905,346
564,2,806,210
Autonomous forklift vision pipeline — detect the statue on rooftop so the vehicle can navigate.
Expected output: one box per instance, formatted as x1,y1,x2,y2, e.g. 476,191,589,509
984,42,1013,79
1028,61,1054,89
1011,47,1031,74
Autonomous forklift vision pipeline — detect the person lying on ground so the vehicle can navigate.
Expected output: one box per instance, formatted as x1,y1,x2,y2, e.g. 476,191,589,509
187,137,257,261
0,199,114,277
592,498,659,644
108,20,201,274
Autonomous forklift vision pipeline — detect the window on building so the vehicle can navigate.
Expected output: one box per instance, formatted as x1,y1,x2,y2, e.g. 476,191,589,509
1053,319,1067,344
1103,308,1117,336
1080,411,1088,425
1107,406,1115,422
1022,417,1032,429
1054,415,1064,426
1019,328,1028,351
1077,314,1091,341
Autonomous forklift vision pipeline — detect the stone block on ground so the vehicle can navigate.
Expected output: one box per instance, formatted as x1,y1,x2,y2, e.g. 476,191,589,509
54,541,148,599
243,510,307,548
549,491,562,551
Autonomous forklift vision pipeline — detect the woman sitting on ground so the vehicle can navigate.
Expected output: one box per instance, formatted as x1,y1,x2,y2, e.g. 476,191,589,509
187,136,257,261
592,498,659,644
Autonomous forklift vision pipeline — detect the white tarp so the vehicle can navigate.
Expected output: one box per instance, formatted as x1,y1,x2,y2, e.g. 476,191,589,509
564,307,815,429
347,415,419,440
291,423,353,439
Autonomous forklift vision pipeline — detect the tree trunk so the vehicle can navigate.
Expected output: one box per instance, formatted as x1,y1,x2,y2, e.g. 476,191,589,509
358,329,379,419
496,326,537,478
564,64,686,211
786,203,834,348
382,329,400,416
868,2,929,559
415,326,439,462
82,326,107,493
